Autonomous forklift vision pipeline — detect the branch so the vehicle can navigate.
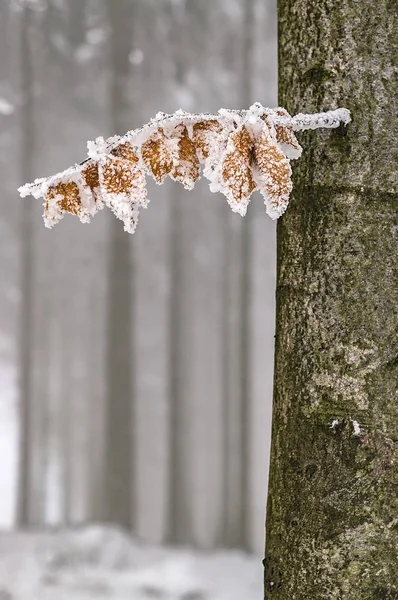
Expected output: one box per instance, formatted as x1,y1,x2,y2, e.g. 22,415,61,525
18,103,351,233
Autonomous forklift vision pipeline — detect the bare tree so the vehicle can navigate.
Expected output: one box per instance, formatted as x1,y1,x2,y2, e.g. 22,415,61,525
16,3,35,527
103,0,134,529
167,1,193,545
68,0,85,50
265,0,398,596
222,0,255,549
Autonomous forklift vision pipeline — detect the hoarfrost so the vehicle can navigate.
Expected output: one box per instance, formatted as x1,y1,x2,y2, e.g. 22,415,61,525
18,103,350,234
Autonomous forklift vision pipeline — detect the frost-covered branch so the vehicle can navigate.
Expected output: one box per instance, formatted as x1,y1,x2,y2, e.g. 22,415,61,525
18,102,351,233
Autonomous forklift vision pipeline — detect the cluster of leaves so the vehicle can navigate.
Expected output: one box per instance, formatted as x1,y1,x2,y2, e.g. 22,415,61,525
19,102,305,233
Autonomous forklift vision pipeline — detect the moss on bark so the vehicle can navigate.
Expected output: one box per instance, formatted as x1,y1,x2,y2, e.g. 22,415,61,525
265,0,398,597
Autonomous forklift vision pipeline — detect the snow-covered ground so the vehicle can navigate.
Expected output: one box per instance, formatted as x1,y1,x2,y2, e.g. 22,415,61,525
0,526,262,600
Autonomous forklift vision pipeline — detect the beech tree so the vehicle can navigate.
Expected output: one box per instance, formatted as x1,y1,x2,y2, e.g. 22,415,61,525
17,1,35,527
103,0,134,529
264,0,398,598
24,16,398,595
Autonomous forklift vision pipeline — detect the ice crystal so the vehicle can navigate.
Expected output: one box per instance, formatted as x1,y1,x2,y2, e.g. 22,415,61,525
18,103,351,234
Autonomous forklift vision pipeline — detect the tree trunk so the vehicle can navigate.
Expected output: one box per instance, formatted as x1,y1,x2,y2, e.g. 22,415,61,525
16,4,35,527
167,2,194,544
68,0,85,50
222,0,255,549
264,1,398,597
103,0,134,529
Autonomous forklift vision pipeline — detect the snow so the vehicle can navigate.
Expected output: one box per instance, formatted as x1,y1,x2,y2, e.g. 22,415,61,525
0,362,18,527
0,526,262,600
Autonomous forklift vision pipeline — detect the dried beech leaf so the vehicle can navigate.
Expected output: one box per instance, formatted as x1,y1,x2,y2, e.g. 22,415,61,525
81,162,100,192
107,200,140,234
111,141,139,163
81,162,104,210
192,120,223,162
141,128,175,184
97,141,147,232
100,144,148,209
274,108,302,159
220,125,256,215
44,180,91,227
170,125,200,190
253,125,293,219
48,181,82,215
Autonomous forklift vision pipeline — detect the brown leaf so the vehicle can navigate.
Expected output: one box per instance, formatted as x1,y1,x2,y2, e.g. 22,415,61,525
81,162,100,192
170,125,200,190
81,161,104,210
192,120,223,162
100,142,148,208
44,180,91,227
253,125,292,218
47,181,82,215
111,141,139,163
220,125,256,214
141,128,175,184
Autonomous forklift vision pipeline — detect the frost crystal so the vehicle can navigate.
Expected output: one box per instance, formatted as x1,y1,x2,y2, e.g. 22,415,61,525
18,103,351,234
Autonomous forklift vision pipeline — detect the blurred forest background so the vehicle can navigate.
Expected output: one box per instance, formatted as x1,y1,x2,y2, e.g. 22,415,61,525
0,0,277,557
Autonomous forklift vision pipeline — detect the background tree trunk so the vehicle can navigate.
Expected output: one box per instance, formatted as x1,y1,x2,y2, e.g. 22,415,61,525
17,4,35,527
103,0,134,529
265,0,398,597
222,0,255,549
166,2,193,545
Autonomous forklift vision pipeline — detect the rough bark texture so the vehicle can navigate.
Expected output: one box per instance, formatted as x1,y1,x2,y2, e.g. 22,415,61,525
265,0,398,598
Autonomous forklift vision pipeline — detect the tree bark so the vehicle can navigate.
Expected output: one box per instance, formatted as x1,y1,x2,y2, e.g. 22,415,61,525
265,0,398,597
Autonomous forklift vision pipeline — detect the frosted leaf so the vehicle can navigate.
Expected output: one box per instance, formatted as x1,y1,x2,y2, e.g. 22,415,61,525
81,162,105,211
273,108,302,159
95,142,147,232
141,128,175,184
44,181,90,228
43,187,64,228
111,141,140,163
107,200,140,234
253,123,293,219
170,125,200,190
192,120,223,162
220,125,256,216
199,120,236,196
99,142,148,209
